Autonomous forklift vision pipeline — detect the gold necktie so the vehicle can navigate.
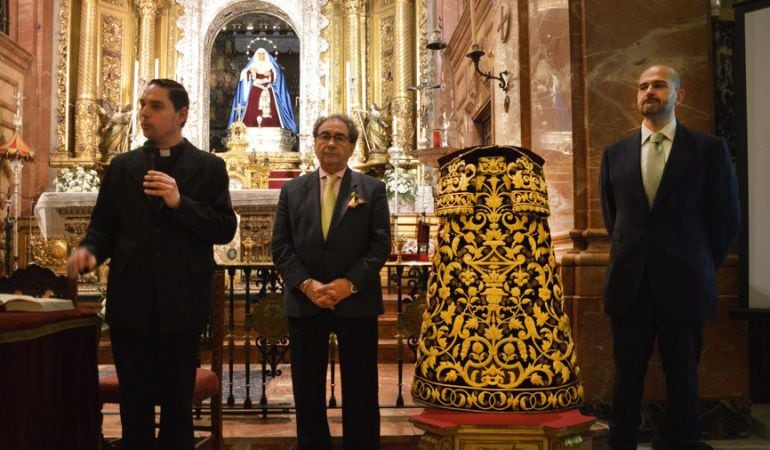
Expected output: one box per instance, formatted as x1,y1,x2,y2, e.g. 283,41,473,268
643,132,666,207
321,174,337,239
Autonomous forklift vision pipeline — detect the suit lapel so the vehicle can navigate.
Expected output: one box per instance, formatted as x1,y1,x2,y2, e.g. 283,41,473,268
303,171,323,240
335,170,354,224
171,140,202,192
621,131,649,210
651,124,695,210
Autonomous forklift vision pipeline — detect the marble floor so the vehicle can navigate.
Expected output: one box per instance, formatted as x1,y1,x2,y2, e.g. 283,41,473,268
101,363,426,449
101,364,770,450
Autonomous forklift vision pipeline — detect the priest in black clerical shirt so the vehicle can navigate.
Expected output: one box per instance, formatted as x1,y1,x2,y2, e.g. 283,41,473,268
67,79,236,450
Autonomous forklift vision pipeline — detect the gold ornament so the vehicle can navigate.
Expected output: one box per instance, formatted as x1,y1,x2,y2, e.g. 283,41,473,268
412,145,583,412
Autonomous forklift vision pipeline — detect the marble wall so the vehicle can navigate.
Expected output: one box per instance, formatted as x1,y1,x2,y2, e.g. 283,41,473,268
528,0,573,240
561,0,749,413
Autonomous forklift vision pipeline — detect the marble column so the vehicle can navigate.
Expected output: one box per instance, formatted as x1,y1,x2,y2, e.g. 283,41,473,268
74,0,99,161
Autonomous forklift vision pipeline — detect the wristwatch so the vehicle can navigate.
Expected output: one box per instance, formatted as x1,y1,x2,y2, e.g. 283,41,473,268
347,279,359,294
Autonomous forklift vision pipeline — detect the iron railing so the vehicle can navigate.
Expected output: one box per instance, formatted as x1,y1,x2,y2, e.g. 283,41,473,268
218,261,431,417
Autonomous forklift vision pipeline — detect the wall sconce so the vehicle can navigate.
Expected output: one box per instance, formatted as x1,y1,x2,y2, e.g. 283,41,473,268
426,27,447,51
466,44,511,111
466,44,508,92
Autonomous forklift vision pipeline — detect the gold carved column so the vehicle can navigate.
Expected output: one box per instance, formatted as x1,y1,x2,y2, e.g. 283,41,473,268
74,0,99,162
342,0,366,160
136,0,160,85
342,0,365,114
392,0,415,151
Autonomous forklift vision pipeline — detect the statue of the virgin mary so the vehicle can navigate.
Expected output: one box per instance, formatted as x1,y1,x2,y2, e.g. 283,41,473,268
228,48,298,134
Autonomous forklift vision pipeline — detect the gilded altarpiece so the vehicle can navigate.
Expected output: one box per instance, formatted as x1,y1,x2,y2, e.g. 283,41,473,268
52,0,178,167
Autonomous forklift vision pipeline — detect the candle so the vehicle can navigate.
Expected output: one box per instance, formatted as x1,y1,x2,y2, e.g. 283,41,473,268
432,130,442,148
133,60,139,100
392,115,398,137
154,58,159,79
469,0,477,46
345,61,352,112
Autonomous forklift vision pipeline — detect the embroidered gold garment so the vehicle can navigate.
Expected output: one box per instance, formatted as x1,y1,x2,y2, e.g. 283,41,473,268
411,146,583,412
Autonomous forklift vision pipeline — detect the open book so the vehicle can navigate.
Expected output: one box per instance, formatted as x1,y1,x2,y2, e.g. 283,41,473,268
0,293,75,312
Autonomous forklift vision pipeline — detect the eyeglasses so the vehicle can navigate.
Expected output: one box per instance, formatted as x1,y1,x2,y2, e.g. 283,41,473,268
316,133,350,144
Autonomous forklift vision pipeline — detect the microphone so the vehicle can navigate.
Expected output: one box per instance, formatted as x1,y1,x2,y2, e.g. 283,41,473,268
141,143,162,210
142,142,158,172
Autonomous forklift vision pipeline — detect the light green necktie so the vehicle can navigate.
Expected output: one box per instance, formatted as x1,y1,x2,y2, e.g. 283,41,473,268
643,132,666,207
321,174,337,239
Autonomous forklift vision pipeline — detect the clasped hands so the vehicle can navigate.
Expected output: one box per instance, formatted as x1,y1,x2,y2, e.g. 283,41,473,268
302,279,353,310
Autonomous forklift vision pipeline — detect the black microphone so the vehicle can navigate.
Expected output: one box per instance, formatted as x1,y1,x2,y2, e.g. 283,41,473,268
141,143,162,211
142,143,157,172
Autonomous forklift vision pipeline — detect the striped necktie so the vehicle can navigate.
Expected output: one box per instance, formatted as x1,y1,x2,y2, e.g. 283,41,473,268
643,132,666,207
321,174,338,239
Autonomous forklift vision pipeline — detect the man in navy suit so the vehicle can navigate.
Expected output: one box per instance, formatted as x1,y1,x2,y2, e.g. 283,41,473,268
600,65,740,450
271,114,391,449
67,79,237,450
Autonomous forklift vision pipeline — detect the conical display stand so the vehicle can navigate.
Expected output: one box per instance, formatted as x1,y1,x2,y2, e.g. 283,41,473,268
410,145,598,448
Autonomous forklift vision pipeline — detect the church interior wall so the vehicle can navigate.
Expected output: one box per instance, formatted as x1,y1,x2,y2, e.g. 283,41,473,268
0,0,51,221
0,0,756,418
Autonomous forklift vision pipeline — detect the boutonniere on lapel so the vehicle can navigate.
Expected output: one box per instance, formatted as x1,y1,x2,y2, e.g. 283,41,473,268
347,191,367,209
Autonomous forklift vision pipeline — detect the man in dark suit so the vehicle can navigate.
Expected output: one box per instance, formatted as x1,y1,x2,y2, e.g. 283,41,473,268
600,65,740,450
67,79,237,450
271,114,391,450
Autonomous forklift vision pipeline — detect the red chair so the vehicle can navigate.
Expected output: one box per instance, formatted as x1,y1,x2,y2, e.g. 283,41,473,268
99,269,225,450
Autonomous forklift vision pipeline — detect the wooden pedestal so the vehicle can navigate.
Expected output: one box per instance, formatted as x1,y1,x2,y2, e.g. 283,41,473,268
410,408,596,450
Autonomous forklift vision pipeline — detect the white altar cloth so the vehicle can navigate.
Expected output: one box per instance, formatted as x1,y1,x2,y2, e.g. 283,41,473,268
34,189,281,240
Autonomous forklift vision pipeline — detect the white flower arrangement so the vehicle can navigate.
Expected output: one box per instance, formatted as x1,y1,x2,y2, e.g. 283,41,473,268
53,166,101,193
384,166,417,203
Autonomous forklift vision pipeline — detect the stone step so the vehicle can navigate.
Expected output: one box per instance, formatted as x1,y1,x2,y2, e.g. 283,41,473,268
753,403,770,440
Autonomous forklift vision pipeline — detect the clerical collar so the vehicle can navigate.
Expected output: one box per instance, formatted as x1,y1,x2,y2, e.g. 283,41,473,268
144,138,187,158
151,139,186,158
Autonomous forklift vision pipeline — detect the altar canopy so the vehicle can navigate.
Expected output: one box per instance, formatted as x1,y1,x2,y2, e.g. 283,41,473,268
411,145,583,412
228,48,297,134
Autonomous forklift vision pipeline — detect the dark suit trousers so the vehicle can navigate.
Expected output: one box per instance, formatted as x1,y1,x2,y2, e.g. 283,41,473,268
609,274,704,450
110,318,200,450
289,311,380,450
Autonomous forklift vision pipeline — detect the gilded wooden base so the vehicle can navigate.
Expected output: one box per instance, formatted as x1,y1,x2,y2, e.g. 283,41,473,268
410,408,596,450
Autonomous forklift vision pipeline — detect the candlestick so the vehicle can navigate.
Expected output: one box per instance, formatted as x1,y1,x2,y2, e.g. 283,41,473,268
415,90,422,145
132,60,139,138
393,169,399,217
469,0,477,46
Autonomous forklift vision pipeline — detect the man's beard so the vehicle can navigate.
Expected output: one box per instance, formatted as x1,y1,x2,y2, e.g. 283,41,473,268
640,99,668,117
